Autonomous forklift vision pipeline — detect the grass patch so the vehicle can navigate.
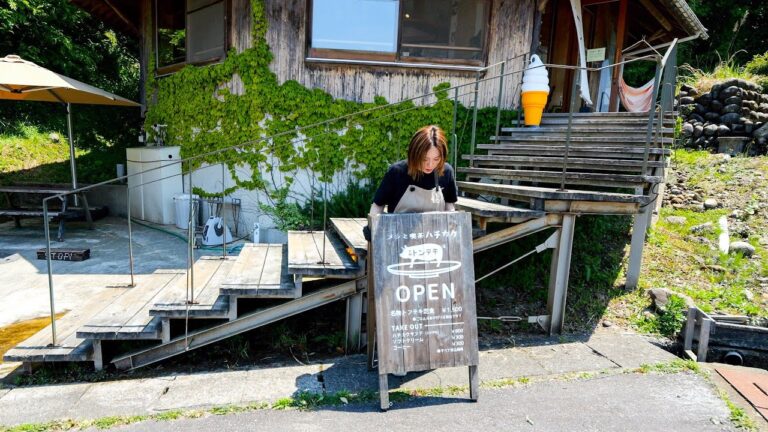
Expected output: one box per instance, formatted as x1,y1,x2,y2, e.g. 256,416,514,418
636,359,701,375
679,56,760,94
611,150,768,334
719,390,758,431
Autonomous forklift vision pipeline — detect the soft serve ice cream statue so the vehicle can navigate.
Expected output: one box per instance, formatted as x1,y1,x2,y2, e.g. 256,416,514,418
521,55,550,127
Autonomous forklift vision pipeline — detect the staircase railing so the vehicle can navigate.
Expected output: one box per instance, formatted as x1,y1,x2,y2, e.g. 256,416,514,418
462,40,679,192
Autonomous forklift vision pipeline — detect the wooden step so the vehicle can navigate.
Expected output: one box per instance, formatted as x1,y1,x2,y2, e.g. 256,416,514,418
455,196,545,220
459,167,662,188
479,145,671,159
463,155,665,173
220,244,297,298
3,284,129,363
329,217,368,259
149,256,236,319
77,271,184,340
287,230,361,278
457,181,649,204
537,111,676,119
500,126,674,134
489,135,674,144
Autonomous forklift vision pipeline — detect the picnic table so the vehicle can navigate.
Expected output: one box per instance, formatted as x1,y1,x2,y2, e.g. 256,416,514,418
0,185,93,241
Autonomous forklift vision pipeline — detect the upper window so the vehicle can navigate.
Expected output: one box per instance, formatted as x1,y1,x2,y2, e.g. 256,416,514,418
309,0,489,66
156,0,227,72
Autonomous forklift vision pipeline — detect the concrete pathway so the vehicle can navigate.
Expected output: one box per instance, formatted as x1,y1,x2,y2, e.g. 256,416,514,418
1,331,752,430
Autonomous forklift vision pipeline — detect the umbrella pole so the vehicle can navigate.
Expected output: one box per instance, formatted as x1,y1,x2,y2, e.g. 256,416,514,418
66,103,79,207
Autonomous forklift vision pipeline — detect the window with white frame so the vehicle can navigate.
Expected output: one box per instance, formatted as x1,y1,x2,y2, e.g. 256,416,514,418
309,0,490,66
156,0,227,72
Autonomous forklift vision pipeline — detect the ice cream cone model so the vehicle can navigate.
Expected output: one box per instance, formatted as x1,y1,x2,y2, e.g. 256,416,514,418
521,55,550,127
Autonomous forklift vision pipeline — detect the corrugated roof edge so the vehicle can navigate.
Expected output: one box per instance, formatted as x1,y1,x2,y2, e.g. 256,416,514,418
662,0,709,40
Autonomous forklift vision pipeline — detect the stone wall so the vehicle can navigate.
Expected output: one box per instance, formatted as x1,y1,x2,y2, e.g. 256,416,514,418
678,78,768,153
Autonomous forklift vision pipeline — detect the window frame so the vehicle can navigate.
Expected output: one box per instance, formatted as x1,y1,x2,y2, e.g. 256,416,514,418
155,0,231,76
305,0,492,70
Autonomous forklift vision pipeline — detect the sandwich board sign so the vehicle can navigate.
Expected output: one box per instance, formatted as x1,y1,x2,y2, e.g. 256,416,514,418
370,211,479,410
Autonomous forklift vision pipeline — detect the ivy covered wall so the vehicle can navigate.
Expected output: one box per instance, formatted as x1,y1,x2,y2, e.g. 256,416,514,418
143,0,519,230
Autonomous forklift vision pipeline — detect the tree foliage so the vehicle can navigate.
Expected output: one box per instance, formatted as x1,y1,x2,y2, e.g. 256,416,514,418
0,0,140,152
681,0,768,69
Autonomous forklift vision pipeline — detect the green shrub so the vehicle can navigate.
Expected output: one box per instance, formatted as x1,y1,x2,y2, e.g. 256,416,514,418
745,52,768,75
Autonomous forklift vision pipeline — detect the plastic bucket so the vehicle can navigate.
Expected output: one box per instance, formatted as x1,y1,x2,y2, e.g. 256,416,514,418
173,194,199,229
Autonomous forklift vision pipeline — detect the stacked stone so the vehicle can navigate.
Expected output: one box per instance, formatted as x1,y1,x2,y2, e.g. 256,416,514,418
678,78,768,151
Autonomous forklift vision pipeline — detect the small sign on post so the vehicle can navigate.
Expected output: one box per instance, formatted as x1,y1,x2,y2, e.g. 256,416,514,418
370,211,479,410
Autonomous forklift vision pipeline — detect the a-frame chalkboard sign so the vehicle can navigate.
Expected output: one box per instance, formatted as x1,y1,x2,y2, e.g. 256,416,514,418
370,211,479,410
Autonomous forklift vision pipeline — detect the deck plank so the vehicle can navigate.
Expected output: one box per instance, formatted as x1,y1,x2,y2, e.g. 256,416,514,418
77,272,183,340
457,181,649,204
149,257,235,318
4,285,129,362
330,218,368,255
220,244,296,297
287,231,360,277
455,197,545,219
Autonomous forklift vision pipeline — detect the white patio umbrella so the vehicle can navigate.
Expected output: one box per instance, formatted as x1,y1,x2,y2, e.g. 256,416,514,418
0,54,141,193
1,54,141,346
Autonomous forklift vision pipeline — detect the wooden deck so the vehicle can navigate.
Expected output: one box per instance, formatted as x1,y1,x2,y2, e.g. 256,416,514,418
3,286,128,363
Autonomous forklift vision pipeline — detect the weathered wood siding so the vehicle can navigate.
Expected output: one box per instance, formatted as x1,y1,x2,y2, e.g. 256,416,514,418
260,0,535,108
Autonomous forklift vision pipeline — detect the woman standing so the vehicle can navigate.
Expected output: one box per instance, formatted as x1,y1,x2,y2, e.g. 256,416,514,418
369,125,458,216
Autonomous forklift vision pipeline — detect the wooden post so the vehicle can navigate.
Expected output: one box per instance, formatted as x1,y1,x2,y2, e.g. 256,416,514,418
366,240,377,370
93,339,104,371
469,365,479,401
228,295,238,321
379,373,389,411
609,0,628,112
345,291,363,353
625,205,650,290
546,214,576,334
161,318,171,343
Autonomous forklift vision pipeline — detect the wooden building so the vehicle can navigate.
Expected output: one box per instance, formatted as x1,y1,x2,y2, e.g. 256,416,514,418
70,0,706,111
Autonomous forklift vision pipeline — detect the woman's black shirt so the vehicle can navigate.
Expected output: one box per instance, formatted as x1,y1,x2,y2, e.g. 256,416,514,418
372,160,458,212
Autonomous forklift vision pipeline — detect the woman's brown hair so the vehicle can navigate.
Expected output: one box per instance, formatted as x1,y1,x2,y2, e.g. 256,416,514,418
406,125,448,179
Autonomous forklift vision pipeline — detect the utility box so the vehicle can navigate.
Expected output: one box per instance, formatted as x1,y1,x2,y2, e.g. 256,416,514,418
126,146,183,224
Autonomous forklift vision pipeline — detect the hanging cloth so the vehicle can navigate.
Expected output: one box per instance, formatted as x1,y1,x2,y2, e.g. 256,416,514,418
569,0,593,106
619,76,654,112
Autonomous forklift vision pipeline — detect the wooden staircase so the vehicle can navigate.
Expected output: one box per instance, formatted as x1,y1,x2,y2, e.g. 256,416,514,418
4,218,367,371
4,112,673,370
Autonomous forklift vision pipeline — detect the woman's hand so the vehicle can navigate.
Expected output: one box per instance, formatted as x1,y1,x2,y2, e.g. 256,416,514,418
446,202,456,211
369,203,384,216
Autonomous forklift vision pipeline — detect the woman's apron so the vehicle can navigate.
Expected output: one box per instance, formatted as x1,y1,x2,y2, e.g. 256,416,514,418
392,171,445,213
